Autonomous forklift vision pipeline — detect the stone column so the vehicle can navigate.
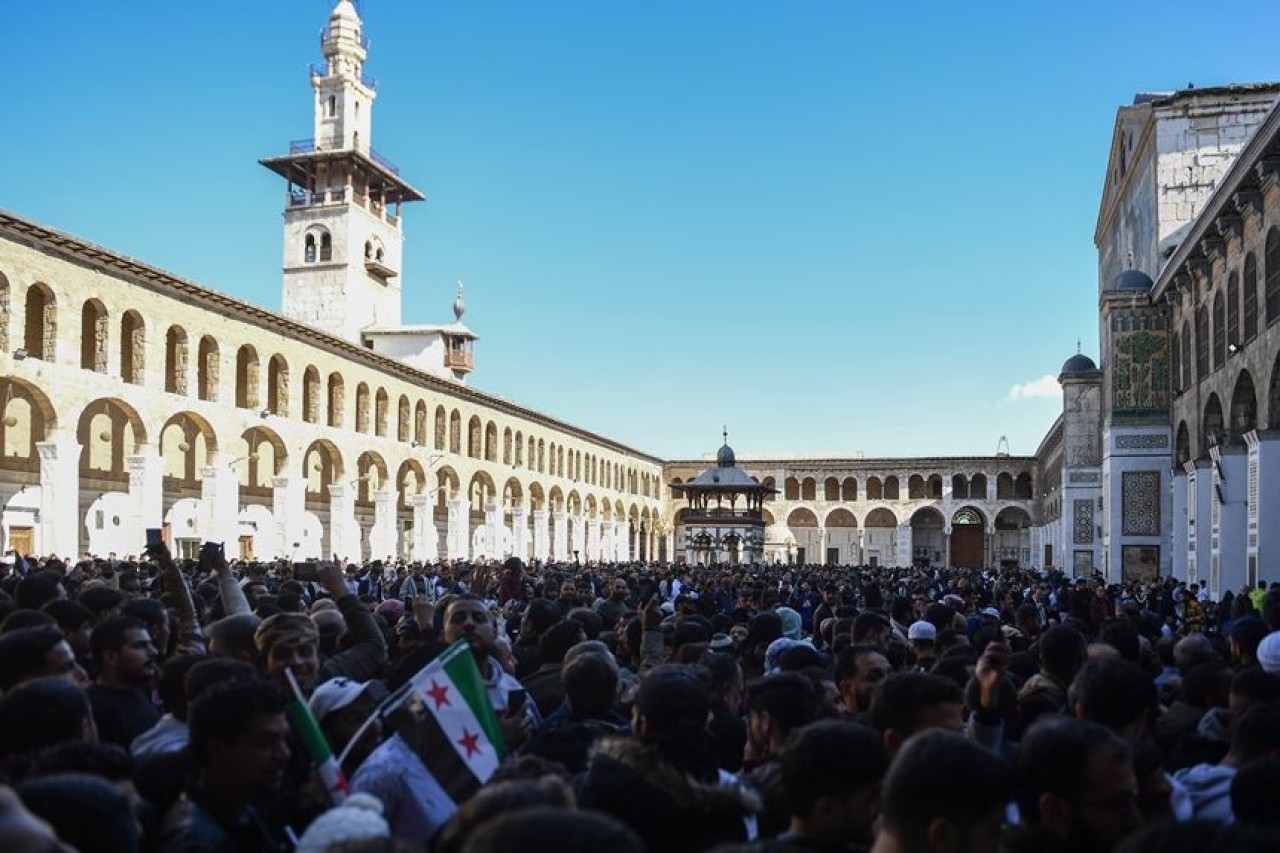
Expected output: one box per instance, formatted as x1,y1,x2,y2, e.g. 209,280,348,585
1171,472,1189,581
327,483,356,563
484,502,504,559
1210,446,1247,599
587,518,602,562
200,458,239,548
272,476,302,560
532,509,550,562
943,527,952,568
36,433,80,559
895,523,911,568
1244,430,1280,588
410,494,433,563
818,527,828,565
370,488,397,562
511,506,530,561
570,514,586,561
552,511,568,561
447,498,469,560
127,446,163,556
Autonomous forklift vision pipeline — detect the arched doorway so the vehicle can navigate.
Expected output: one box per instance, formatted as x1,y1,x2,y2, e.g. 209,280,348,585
786,507,819,565
994,507,1032,569
910,507,945,568
949,507,986,568
863,508,897,568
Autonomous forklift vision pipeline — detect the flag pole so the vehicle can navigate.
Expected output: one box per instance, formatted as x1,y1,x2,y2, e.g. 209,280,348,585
284,667,349,805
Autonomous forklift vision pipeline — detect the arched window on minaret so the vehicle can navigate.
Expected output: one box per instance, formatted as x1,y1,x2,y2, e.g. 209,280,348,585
304,234,317,264
328,95,337,117
320,232,332,262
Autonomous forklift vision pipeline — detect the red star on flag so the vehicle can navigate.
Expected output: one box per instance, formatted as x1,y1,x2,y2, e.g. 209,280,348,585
425,680,451,709
457,728,481,758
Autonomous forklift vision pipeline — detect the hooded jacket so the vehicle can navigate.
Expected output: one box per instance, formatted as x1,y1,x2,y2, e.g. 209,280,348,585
1171,763,1236,823
575,735,760,853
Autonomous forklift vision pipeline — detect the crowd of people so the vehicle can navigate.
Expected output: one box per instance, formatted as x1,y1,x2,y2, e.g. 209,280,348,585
1,545,1279,853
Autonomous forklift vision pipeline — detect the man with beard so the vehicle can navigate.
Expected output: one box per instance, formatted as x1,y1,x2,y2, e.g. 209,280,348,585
85,615,160,749
160,680,293,852
835,645,891,721
442,595,535,746
595,577,632,631
1003,717,1141,853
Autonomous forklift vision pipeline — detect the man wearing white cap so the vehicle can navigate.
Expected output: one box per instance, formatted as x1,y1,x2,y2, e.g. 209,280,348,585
908,621,938,672
310,677,382,778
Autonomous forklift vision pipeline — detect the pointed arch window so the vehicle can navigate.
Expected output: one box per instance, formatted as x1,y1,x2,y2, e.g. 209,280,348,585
304,234,316,264
320,232,332,262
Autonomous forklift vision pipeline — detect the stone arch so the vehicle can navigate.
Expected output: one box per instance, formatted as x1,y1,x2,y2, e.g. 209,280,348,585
301,365,321,424
864,507,898,527
355,450,389,504
0,271,8,353
1175,421,1191,467
996,472,1015,499
824,477,840,501
548,484,564,512
801,477,816,501
80,298,108,373
397,394,411,442
567,490,582,516
119,309,146,385
302,439,345,497
467,415,482,458
883,476,900,500
784,477,799,500
435,465,461,503
434,405,447,450
1202,393,1224,453
910,506,945,567
266,354,289,417
197,337,219,402
969,473,988,499
952,473,968,499
24,282,57,362
952,506,986,526
396,458,427,509
1014,472,1033,499
927,474,943,499
842,477,858,501
468,470,496,511
995,506,1032,529
326,372,345,428
761,476,776,501
949,505,986,568
514,431,524,467
825,507,858,527
528,481,546,511
1230,370,1257,435
787,507,819,527
374,387,389,437
761,508,775,525
77,398,147,477
449,410,462,454
584,494,598,519
234,344,260,409
414,400,428,446
164,325,189,395
865,476,883,501
159,411,218,482
503,476,523,507
485,420,498,462
908,474,926,499
355,383,371,433
502,427,513,465
0,378,57,471
236,426,287,490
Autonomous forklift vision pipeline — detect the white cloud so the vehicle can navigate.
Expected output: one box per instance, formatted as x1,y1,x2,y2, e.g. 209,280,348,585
1006,374,1060,401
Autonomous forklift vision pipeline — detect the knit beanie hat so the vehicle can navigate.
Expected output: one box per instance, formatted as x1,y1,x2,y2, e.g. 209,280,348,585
295,793,390,852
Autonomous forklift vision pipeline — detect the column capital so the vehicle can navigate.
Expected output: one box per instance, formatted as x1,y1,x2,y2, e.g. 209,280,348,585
328,483,351,500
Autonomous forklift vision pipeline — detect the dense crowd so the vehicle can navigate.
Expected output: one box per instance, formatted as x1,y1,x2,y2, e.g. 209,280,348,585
1,545,1280,853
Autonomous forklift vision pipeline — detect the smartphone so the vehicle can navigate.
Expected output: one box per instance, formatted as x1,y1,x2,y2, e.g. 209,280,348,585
145,528,164,548
507,688,528,715
293,562,318,582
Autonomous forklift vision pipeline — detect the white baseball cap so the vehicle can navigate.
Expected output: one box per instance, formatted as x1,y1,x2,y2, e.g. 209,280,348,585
309,677,372,723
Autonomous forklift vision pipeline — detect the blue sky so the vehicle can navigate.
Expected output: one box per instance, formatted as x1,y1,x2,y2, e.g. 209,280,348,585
5,1,1279,461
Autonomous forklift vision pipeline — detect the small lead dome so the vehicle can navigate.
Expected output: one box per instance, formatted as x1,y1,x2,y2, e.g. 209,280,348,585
1108,269,1154,293
1061,353,1098,375
717,442,736,467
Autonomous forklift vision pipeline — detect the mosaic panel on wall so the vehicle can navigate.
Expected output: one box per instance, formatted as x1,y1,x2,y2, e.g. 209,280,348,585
1121,470,1161,536
1110,310,1169,417
1073,499,1094,544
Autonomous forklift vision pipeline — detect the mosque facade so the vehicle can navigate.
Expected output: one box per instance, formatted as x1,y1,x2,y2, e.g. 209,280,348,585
3,3,1277,585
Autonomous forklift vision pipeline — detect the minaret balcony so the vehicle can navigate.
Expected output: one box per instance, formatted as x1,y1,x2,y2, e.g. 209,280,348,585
364,258,397,280
444,348,474,372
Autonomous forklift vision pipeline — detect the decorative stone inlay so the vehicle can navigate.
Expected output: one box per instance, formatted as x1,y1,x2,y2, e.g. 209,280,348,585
1122,471,1161,536
1116,434,1169,449
1068,471,1101,484
1073,500,1094,544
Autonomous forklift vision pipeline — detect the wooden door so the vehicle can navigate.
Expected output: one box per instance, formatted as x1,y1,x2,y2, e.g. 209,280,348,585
8,526,33,556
